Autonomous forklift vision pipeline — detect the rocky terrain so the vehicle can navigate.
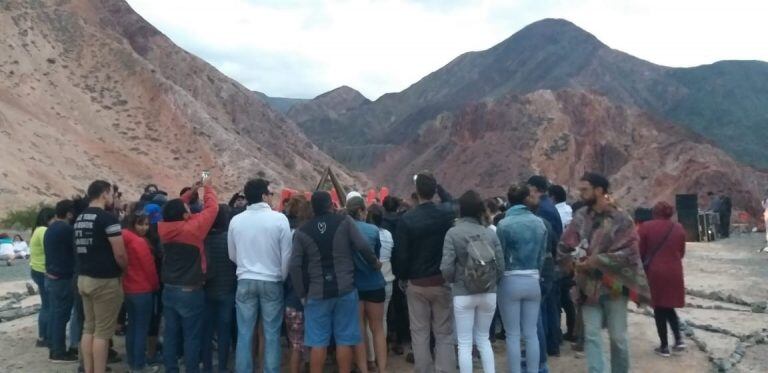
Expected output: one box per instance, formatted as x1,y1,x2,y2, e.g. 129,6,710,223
0,0,363,211
371,90,768,217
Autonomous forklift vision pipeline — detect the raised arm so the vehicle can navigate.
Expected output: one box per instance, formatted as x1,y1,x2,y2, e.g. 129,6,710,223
189,185,219,241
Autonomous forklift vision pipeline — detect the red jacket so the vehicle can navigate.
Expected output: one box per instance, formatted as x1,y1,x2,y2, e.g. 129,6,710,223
158,186,219,274
122,229,160,294
639,219,686,308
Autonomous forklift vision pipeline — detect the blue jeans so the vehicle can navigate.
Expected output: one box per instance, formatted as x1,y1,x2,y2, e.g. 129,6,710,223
31,270,49,342
202,292,235,373
235,279,284,373
163,285,205,373
46,277,74,355
499,275,540,373
125,293,154,370
583,296,629,373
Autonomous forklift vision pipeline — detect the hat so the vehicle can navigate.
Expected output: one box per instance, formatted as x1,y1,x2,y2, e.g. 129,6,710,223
346,191,362,201
345,196,366,214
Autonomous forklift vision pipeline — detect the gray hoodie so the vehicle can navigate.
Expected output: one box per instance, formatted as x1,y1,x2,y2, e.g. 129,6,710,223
440,217,504,296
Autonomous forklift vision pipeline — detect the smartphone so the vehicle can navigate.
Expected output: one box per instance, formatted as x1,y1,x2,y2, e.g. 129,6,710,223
201,170,210,183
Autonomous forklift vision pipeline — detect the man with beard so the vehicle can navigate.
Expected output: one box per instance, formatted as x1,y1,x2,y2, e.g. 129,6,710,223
75,180,128,373
557,173,650,373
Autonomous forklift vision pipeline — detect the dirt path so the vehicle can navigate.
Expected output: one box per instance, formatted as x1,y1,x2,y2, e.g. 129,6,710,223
0,233,766,372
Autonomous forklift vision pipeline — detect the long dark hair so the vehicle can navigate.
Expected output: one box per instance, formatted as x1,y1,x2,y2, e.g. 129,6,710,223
31,207,55,235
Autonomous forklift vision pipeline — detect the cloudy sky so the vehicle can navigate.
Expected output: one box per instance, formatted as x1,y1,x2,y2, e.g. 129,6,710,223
126,0,768,100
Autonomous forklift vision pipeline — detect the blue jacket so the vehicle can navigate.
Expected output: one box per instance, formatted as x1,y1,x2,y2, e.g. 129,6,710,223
497,205,548,272
537,196,563,241
354,221,386,291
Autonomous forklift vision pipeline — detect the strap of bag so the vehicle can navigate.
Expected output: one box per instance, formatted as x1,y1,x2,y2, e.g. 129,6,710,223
642,222,675,270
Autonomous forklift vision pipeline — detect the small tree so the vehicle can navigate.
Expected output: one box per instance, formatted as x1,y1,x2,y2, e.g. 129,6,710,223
1,202,52,230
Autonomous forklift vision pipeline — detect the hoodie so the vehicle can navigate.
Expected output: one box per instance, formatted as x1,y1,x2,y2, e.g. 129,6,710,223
158,186,219,287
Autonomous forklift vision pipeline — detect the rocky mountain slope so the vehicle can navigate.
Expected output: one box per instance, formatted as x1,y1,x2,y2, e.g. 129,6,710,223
0,0,362,210
295,18,768,170
371,90,768,216
286,86,369,124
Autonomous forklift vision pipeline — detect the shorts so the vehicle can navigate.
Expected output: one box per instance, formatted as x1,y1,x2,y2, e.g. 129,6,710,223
78,276,124,339
358,288,386,303
285,307,307,352
304,290,360,347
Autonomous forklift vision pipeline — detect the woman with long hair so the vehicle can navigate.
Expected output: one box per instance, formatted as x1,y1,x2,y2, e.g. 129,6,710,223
121,209,160,372
29,207,55,347
346,196,387,373
639,201,687,357
283,196,313,373
440,191,504,372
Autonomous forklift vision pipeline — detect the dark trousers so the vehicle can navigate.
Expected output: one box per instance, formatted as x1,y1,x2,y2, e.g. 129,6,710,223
719,212,731,238
201,292,235,372
70,283,83,349
389,279,411,344
163,286,205,373
542,278,562,355
31,270,50,342
654,307,681,348
46,277,74,355
560,278,576,337
126,293,154,370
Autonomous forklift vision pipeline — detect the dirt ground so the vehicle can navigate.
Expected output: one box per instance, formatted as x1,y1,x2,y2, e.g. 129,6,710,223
1,233,766,372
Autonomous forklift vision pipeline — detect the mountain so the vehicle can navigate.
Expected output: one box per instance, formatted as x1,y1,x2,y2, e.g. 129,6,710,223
294,18,768,170
0,0,362,210
371,90,768,216
287,86,369,124
255,93,308,114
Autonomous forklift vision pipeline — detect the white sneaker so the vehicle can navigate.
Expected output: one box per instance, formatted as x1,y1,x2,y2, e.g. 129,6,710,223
761,247,768,253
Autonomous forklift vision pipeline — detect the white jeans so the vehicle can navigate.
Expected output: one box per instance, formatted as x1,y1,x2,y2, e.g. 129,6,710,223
453,293,497,373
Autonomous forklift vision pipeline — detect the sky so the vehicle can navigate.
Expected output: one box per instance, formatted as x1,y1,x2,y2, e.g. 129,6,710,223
125,0,768,100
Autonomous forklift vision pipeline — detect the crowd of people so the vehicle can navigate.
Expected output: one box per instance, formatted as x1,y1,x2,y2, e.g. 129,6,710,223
19,170,695,373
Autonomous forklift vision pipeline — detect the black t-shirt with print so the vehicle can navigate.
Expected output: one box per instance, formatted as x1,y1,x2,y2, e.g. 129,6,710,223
74,207,123,278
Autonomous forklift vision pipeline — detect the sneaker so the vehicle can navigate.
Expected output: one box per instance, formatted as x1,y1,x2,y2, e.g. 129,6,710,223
67,347,79,356
35,339,48,348
49,351,78,363
406,352,414,364
655,346,671,357
673,341,687,352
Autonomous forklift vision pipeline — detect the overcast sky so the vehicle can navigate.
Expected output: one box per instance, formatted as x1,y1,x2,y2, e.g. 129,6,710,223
126,0,768,100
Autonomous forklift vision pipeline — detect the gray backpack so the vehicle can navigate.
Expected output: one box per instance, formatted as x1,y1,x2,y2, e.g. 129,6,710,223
463,236,498,294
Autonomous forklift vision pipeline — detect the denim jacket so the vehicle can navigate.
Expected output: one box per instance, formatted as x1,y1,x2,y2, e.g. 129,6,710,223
496,205,548,272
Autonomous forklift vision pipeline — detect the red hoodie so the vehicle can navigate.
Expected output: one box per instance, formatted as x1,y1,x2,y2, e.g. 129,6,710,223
122,229,160,294
158,186,218,276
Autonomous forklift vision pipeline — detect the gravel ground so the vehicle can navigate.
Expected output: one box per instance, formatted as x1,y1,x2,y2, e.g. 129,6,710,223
0,258,31,283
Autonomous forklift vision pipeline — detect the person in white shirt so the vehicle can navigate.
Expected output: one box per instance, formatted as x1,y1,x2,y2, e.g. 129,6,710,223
548,185,572,230
12,235,30,258
228,178,292,373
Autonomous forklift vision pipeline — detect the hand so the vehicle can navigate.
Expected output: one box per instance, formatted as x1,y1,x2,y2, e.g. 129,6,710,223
202,172,213,187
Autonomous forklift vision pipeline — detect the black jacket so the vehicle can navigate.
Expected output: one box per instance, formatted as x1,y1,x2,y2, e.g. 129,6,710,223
392,202,455,280
204,231,236,297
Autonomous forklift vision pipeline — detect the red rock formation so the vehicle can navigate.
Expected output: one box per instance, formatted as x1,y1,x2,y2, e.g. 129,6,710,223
372,90,768,218
0,0,363,210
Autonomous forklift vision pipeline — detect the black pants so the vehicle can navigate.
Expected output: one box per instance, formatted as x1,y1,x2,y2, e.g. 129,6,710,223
654,307,681,348
560,278,576,337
